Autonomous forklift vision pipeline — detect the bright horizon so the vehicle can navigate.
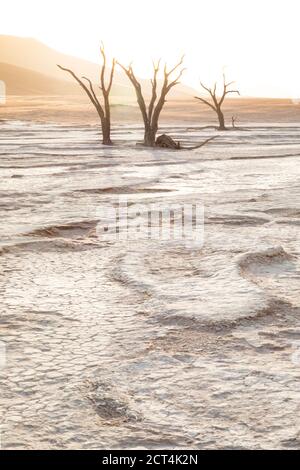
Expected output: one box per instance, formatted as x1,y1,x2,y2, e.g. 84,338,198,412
1,0,300,98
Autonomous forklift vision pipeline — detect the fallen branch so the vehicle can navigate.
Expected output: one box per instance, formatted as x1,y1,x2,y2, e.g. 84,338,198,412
181,136,217,150
155,134,217,150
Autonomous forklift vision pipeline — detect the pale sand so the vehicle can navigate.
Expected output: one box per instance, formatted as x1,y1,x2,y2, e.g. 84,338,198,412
0,110,300,449
2,95,300,125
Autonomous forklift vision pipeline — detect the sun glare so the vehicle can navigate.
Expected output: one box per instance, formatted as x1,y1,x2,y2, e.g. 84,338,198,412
1,0,300,98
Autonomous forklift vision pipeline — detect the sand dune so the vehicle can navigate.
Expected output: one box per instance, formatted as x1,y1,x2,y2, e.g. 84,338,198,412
0,63,82,96
0,35,195,98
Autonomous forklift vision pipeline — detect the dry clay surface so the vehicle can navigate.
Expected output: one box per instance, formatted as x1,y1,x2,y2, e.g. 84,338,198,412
0,121,300,449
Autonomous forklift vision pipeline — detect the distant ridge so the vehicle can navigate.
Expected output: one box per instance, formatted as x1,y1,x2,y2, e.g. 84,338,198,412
0,35,196,98
0,62,81,96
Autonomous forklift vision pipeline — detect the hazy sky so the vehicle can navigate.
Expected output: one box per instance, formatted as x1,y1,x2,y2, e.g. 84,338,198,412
1,0,300,97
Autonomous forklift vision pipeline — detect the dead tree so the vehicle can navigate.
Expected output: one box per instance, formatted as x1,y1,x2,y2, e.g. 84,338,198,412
118,57,185,147
57,44,115,145
195,74,240,130
232,115,238,128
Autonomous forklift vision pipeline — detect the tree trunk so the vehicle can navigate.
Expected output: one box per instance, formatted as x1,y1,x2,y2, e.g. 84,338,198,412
101,118,112,145
217,108,226,130
143,126,157,147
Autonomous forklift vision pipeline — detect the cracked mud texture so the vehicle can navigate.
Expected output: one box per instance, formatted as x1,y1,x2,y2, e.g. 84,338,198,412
0,121,300,449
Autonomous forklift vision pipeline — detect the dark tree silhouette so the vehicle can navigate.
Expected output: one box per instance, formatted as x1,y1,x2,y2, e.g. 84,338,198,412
232,115,238,128
195,74,240,130
118,57,185,147
57,44,115,145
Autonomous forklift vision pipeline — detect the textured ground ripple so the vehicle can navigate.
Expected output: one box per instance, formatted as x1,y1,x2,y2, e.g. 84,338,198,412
0,121,300,449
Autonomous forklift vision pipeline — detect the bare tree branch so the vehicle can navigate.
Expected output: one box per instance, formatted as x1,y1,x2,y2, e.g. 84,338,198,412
117,61,152,130
118,55,185,146
150,57,186,140
107,58,116,95
57,65,101,111
219,88,240,107
194,96,217,112
100,43,107,94
57,43,115,144
165,54,185,77
200,81,212,95
166,68,186,92
82,76,101,109
148,59,160,121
